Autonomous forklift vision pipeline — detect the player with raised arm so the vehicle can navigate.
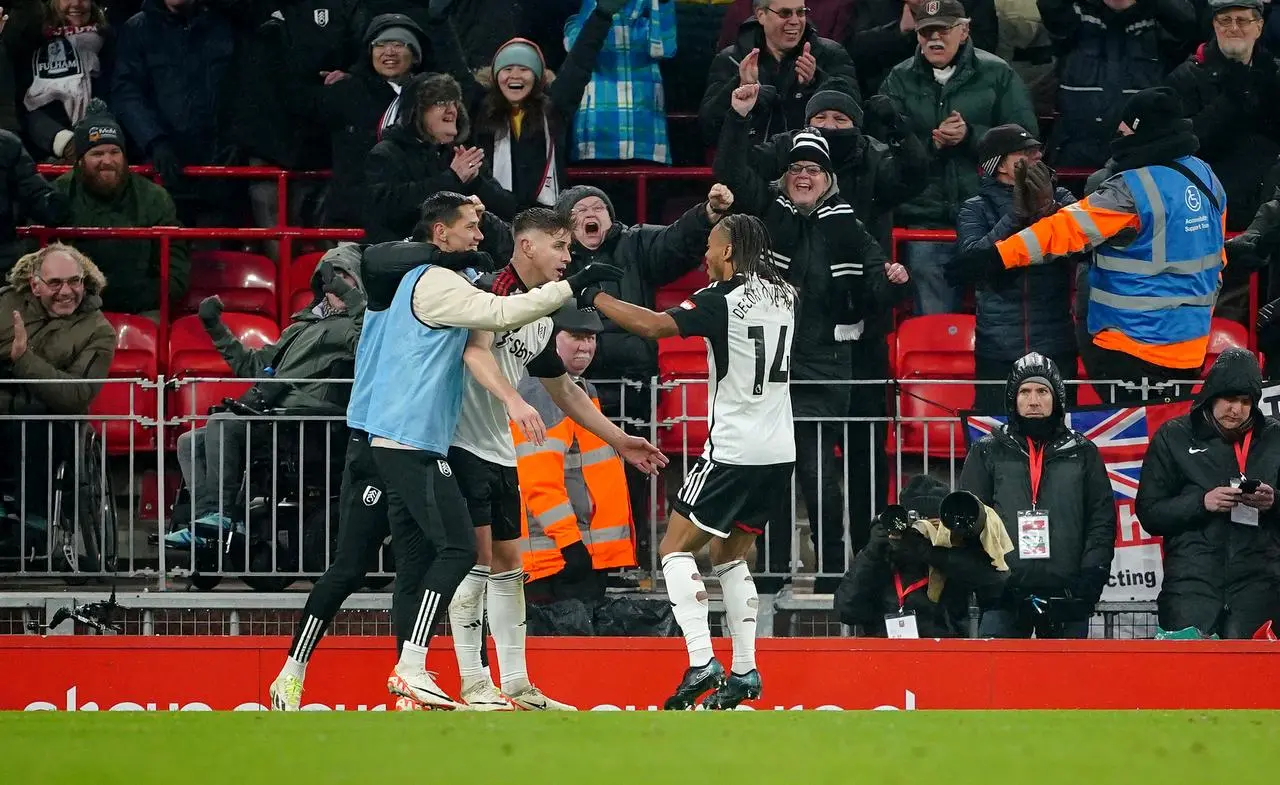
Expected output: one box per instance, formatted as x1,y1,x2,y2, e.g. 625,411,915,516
448,208,668,711
583,213,797,710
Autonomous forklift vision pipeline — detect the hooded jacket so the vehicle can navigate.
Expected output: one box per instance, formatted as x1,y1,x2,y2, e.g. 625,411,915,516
362,72,515,244
713,111,909,395
959,353,1117,609
878,42,1039,228
700,18,860,145
1135,348,1280,637
1166,40,1280,231
281,13,428,227
956,176,1078,362
52,168,190,315
0,283,115,415
207,244,365,411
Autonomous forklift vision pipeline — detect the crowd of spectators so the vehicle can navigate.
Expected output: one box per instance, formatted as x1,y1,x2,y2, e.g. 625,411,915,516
0,0,1278,636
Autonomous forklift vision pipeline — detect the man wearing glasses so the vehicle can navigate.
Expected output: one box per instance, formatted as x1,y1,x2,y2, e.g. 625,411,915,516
1168,0,1280,320
0,244,115,522
701,0,861,144
879,0,1037,315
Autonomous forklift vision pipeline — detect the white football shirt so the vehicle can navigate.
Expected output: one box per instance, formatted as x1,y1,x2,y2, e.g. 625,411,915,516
452,315,565,467
668,274,797,465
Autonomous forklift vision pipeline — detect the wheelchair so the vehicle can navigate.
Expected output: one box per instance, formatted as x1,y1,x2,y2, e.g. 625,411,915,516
0,421,118,583
161,377,394,592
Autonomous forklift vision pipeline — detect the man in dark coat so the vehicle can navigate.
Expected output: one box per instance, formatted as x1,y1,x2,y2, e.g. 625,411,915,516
844,0,998,97
955,124,1079,412
960,352,1117,638
0,128,69,273
1136,348,1280,639
700,0,861,145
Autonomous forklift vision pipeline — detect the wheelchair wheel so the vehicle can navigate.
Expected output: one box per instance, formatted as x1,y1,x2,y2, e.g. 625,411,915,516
76,427,118,573
190,573,223,591
243,537,296,593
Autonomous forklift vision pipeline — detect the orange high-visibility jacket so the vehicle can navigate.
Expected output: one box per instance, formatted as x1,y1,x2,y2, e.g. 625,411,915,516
510,374,635,582
993,159,1227,370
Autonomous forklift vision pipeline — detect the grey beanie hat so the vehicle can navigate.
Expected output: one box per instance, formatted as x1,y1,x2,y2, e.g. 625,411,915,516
555,185,616,220
492,39,545,80
372,26,422,63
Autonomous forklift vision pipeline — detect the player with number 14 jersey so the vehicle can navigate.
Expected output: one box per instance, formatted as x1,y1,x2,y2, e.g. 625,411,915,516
585,211,795,710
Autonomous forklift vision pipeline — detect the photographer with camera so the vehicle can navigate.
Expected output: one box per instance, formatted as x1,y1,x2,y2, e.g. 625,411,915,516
1136,348,1280,639
835,477,1012,638
960,352,1117,638
168,244,366,547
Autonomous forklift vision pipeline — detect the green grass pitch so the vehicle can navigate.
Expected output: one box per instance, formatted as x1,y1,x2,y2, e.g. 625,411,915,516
1,711,1277,784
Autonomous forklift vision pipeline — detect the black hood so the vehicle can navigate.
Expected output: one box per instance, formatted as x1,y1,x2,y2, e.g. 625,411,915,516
1194,347,1263,415
1005,352,1067,441
390,73,471,144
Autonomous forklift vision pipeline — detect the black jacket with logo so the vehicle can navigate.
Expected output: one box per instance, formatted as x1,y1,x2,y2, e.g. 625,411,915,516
1135,349,1280,637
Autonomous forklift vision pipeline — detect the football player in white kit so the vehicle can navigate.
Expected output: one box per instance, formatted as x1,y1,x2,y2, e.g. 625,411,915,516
448,207,667,710
584,213,797,710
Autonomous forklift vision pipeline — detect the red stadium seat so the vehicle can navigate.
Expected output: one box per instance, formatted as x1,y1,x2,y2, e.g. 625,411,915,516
166,314,280,449
1201,317,1249,375
656,336,709,455
180,250,277,320
289,251,325,315
654,268,710,312
889,314,975,458
88,314,159,454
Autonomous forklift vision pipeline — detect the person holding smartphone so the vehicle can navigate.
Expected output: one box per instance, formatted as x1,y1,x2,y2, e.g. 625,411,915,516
1137,348,1280,639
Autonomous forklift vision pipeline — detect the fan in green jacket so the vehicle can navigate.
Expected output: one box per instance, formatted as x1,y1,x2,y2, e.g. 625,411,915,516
51,100,189,316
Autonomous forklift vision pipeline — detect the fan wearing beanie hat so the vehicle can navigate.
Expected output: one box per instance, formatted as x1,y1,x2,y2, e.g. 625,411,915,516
949,85,1225,392
49,98,192,315
432,2,615,217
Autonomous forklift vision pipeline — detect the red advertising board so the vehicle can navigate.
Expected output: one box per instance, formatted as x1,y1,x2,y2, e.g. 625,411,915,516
3,636,1279,711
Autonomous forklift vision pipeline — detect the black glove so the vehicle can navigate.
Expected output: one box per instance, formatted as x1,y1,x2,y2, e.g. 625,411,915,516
864,94,902,133
565,262,623,296
595,0,628,14
1072,565,1109,607
944,245,1005,288
439,249,494,272
150,140,183,186
1260,297,1280,349
318,261,354,297
888,527,931,567
559,540,593,582
198,296,224,330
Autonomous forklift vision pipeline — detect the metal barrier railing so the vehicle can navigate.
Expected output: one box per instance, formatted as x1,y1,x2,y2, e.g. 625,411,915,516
0,375,1197,594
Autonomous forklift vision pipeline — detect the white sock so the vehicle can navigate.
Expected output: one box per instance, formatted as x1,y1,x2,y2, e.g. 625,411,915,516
715,560,758,675
662,552,713,667
448,565,490,687
397,642,428,674
280,655,306,681
488,568,529,693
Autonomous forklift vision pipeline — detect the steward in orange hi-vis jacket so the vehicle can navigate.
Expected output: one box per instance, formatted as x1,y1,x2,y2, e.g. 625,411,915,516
949,88,1227,399
510,315,636,585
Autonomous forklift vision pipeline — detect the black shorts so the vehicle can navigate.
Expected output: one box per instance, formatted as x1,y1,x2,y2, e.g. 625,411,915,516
448,446,521,541
669,457,794,538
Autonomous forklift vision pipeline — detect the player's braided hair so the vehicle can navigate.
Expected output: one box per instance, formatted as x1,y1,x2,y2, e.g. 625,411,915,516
720,213,795,308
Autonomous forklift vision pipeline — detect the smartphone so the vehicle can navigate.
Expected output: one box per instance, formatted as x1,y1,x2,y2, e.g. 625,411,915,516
1239,478,1261,494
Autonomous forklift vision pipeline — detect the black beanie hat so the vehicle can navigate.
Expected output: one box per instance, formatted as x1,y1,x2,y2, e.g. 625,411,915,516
805,90,864,127
1117,87,1187,139
555,185,616,220
899,474,951,520
73,99,125,160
